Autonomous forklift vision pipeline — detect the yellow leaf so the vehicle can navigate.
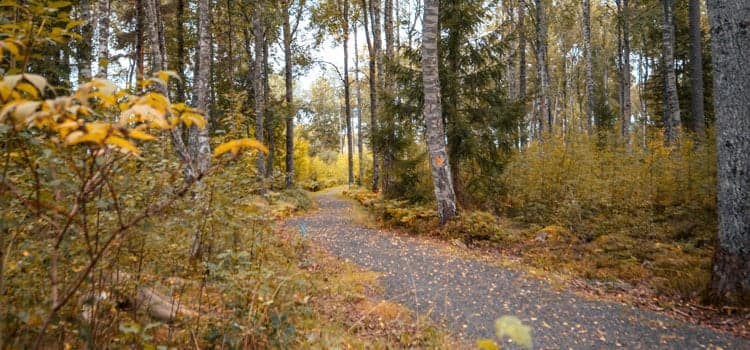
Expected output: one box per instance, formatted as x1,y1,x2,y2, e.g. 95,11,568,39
2,75,22,89
0,100,40,123
0,39,21,57
54,120,81,138
142,92,169,112
91,91,116,108
127,129,155,141
181,112,206,128
156,70,181,83
0,82,12,101
15,82,38,98
22,74,48,93
90,78,117,95
213,138,268,158
476,339,499,350
105,136,140,155
64,130,85,145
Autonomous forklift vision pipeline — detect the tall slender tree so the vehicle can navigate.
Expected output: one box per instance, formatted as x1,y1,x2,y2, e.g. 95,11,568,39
77,0,93,83
618,0,631,142
283,0,296,188
422,0,457,225
661,0,681,145
343,0,354,186
688,0,706,140
534,0,551,136
518,1,526,102
355,25,364,186
361,0,380,192
383,0,395,194
583,0,593,135
188,0,214,258
707,0,750,306
96,0,109,79
253,2,266,177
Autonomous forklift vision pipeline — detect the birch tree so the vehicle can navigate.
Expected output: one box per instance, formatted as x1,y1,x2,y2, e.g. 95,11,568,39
422,0,457,225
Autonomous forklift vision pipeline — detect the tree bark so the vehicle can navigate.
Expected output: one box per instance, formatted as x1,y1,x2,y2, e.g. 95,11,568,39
77,0,93,83
371,0,383,191
361,0,380,192
190,0,212,177
422,0,457,225
661,0,681,145
583,0,593,135
284,2,295,189
534,0,551,136
263,38,274,179
518,1,526,101
135,0,144,89
688,0,706,140
707,0,750,306
618,0,631,142
96,0,109,79
253,3,266,177
383,0,395,194
344,0,354,186
355,25,364,187
187,0,214,258
175,0,186,101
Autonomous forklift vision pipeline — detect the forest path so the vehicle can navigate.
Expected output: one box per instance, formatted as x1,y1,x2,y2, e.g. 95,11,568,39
283,188,747,349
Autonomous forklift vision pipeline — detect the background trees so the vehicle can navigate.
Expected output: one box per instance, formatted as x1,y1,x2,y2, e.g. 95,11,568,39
1,0,749,346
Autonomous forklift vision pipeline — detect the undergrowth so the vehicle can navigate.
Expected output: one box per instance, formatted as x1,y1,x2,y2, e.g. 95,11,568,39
345,131,720,301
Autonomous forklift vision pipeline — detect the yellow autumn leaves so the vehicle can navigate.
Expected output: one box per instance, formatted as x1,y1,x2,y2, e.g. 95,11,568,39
0,71,266,159
213,138,269,158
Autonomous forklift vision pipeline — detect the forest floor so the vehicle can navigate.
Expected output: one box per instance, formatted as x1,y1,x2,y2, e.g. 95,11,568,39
284,188,749,349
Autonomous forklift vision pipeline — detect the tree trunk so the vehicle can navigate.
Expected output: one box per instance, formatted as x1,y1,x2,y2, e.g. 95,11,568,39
284,2,295,189
534,0,551,136
518,1,526,101
422,0,457,225
264,39,274,179
188,0,214,259
688,0,706,140
355,25,364,187
619,0,631,142
383,0,394,194
371,0,383,192
135,0,144,89
175,0,186,101
361,0,380,192
253,3,266,177
77,0,93,83
707,0,750,306
190,0,212,177
661,0,681,145
583,0,593,135
96,0,109,79
344,0,354,186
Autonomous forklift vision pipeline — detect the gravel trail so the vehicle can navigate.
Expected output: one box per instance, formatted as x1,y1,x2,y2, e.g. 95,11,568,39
284,189,748,350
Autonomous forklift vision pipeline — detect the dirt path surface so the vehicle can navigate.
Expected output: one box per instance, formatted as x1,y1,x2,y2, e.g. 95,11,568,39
284,189,748,349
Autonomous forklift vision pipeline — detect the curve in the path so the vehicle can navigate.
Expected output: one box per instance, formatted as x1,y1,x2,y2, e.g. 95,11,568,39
284,190,748,350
